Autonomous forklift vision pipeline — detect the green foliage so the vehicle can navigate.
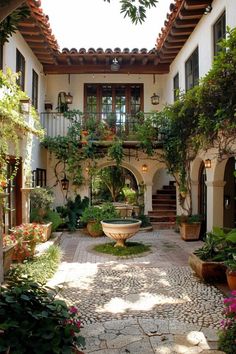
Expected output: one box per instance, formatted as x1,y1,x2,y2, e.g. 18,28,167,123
30,187,54,210
194,227,236,262
0,276,85,353
122,186,137,204
56,195,89,231
108,139,124,165
104,0,158,24
81,202,118,223
9,245,62,283
94,241,150,256
93,166,125,202
0,6,30,45
134,214,151,227
0,69,44,184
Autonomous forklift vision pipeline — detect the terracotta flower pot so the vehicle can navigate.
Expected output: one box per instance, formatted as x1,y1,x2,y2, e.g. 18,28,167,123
87,221,103,237
226,269,236,290
179,222,201,241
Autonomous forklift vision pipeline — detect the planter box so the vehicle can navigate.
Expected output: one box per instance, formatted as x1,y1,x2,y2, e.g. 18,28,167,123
40,222,52,242
3,245,14,275
189,253,227,282
179,222,201,241
226,269,236,290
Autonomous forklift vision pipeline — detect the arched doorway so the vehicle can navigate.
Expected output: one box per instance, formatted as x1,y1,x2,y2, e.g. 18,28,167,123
223,157,236,229
198,161,207,237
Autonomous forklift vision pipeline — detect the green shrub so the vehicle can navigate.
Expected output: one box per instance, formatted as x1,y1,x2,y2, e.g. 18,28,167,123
0,276,85,353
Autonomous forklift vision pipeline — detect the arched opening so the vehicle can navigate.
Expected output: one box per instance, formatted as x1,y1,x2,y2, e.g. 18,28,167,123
91,165,138,205
223,157,236,229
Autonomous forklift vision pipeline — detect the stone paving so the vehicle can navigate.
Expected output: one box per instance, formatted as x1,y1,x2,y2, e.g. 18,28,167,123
48,229,226,354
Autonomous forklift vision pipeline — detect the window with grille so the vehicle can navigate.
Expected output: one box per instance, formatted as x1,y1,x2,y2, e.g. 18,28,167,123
173,73,179,101
32,168,46,187
32,69,38,109
185,48,199,91
213,11,226,56
16,49,25,91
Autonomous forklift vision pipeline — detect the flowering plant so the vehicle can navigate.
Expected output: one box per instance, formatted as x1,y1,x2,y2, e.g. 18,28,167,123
10,223,44,244
2,233,17,248
218,290,236,354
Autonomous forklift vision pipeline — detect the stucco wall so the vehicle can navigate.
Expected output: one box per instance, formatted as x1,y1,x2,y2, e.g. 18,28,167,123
2,31,47,170
161,0,235,105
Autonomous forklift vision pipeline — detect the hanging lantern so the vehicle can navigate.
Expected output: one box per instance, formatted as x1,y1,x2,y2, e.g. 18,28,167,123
151,93,160,105
61,175,69,191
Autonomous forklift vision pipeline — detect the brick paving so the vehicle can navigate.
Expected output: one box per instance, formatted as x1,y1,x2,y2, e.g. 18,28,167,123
48,229,226,354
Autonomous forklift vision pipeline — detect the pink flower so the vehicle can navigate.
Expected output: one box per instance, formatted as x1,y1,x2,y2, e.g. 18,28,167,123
69,306,78,314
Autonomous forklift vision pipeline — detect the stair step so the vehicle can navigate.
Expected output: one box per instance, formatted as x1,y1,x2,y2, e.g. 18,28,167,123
149,215,176,222
156,189,176,194
152,204,176,210
148,210,176,216
152,194,176,200
163,185,176,190
152,199,176,204
151,222,176,230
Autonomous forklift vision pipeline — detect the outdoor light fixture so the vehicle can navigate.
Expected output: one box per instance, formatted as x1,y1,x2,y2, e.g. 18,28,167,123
151,93,160,105
204,159,211,168
111,58,120,71
204,4,212,14
64,92,73,104
61,174,69,191
142,164,148,172
20,98,30,113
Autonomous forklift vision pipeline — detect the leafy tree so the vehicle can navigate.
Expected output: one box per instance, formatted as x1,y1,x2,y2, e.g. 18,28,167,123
93,166,125,202
104,0,158,24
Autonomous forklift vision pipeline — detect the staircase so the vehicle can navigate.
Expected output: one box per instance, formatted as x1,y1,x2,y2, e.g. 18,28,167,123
148,182,176,229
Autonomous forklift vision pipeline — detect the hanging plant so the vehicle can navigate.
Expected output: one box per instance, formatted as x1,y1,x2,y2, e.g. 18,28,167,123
108,139,124,166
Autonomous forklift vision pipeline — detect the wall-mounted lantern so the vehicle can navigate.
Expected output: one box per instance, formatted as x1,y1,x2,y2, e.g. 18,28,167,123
151,93,160,105
204,159,211,168
142,164,148,172
61,174,69,191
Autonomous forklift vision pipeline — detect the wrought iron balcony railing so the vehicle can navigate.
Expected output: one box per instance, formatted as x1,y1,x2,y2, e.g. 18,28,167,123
40,111,151,140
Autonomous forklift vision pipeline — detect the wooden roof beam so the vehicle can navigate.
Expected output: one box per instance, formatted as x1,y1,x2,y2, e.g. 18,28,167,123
170,27,193,36
174,19,199,28
163,41,186,49
179,9,205,20
42,63,170,75
184,0,212,10
167,35,188,42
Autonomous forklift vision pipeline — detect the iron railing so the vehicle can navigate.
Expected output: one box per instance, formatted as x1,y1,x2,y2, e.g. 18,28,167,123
40,111,151,139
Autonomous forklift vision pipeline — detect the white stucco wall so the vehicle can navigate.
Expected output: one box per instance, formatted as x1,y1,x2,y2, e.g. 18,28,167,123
162,0,235,105
2,31,47,170
45,73,164,113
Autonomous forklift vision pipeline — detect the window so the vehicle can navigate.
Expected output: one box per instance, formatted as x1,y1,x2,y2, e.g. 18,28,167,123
16,49,25,90
173,73,179,101
185,48,199,91
32,168,47,187
84,84,143,133
0,43,3,70
213,11,226,55
32,69,38,109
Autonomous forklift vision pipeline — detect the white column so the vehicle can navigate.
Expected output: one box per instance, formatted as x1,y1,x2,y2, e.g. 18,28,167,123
205,180,226,231
21,188,33,224
144,182,153,214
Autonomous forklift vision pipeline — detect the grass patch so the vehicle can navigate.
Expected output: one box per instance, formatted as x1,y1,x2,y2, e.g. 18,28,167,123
9,245,62,283
94,241,151,256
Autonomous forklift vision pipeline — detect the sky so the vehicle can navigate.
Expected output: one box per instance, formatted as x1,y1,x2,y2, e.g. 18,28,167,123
40,0,172,50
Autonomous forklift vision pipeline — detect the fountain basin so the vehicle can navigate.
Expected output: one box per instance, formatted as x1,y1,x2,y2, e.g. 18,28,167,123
101,218,141,247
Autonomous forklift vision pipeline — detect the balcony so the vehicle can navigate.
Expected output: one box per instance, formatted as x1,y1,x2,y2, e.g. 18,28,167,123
40,111,150,141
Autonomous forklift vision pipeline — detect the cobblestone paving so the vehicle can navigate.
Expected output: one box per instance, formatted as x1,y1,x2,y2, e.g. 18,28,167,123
48,230,226,353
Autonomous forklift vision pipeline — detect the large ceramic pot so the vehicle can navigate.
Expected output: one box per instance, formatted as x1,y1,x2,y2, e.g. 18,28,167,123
87,221,103,237
101,218,141,247
226,269,236,290
179,222,201,241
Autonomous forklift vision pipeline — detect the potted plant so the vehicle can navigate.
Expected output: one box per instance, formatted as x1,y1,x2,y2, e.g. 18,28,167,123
176,214,202,241
81,202,118,237
225,257,236,290
30,187,54,241
0,276,85,353
189,227,236,282
10,223,44,262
